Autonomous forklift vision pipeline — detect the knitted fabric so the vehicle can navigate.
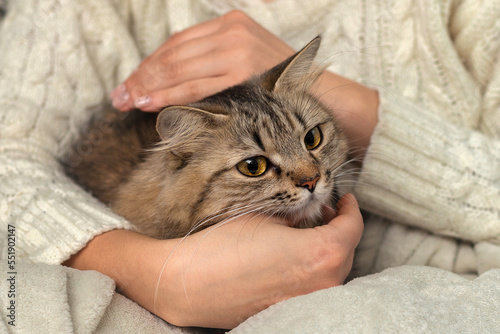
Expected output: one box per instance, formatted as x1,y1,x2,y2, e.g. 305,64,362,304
0,0,499,274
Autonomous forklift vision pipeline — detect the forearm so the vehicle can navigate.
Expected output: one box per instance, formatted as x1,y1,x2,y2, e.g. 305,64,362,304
63,224,280,328
62,223,291,328
0,144,132,264
63,229,170,316
354,90,500,243
312,70,379,158
0,0,134,263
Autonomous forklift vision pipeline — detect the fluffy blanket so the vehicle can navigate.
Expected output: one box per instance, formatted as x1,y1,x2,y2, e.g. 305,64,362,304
1,261,499,333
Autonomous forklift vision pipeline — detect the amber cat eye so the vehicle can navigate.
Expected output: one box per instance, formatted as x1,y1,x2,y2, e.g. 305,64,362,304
304,126,322,150
237,156,268,177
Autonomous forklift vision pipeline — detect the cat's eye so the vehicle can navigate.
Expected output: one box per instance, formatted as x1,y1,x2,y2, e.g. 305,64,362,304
304,126,322,150
237,156,268,177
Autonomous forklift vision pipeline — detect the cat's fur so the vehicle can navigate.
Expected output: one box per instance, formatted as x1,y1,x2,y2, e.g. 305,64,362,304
64,37,349,239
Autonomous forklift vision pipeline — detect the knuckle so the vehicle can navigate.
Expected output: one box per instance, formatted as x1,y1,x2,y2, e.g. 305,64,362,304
130,67,160,93
167,31,182,45
165,61,184,81
141,61,156,77
159,48,176,66
223,9,250,23
124,79,145,98
225,22,251,38
129,85,147,100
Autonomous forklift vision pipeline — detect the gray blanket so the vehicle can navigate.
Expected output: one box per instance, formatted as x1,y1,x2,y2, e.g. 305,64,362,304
1,261,499,333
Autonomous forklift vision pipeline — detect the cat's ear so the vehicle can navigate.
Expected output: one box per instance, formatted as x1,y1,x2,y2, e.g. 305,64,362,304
156,106,226,152
260,36,322,92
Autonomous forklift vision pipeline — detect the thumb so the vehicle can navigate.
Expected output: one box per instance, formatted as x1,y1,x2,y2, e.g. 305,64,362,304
325,193,364,246
336,193,359,216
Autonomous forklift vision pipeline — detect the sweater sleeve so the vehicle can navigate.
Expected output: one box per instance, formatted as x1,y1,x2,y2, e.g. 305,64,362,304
355,76,500,245
0,0,146,264
354,0,500,245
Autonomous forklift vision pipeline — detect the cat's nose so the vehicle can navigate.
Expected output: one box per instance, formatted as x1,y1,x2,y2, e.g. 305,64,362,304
298,175,320,193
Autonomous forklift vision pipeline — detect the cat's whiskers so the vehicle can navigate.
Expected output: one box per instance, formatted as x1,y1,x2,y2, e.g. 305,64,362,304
332,155,354,173
187,200,267,235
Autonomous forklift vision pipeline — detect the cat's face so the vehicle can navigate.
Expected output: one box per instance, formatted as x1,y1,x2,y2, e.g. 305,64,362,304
155,37,348,230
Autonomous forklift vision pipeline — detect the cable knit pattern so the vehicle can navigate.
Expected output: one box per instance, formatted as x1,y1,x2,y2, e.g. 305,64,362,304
354,0,500,246
0,0,140,264
1,0,499,276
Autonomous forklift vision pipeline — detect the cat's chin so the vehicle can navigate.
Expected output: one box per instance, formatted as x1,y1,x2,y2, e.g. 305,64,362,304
283,197,325,229
283,184,338,228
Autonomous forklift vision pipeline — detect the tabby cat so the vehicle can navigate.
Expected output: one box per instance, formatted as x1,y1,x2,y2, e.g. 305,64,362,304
64,36,349,239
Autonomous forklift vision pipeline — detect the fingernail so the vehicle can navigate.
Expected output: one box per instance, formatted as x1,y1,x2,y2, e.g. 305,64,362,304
112,90,130,109
110,84,126,99
134,96,151,108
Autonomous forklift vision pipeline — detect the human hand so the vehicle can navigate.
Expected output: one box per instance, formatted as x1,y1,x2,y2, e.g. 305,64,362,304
64,194,362,329
155,193,363,328
110,10,295,111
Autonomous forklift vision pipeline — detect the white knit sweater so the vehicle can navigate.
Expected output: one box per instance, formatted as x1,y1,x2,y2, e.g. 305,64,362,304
0,0,499,275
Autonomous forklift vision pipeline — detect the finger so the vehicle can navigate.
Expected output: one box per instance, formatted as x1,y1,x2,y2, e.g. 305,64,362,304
116,29,252,112
135,51,235,105
325,193,364,246
110,84,133,111
336,193,360,216
135,77,235,111
137,32,221,84
113,54,228,112
110,18,228,110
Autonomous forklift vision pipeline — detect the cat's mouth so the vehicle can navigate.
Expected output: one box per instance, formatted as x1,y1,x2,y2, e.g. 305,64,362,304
283,188,331,228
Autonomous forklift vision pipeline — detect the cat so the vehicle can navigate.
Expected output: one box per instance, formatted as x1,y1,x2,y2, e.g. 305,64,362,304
64,36,349,239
